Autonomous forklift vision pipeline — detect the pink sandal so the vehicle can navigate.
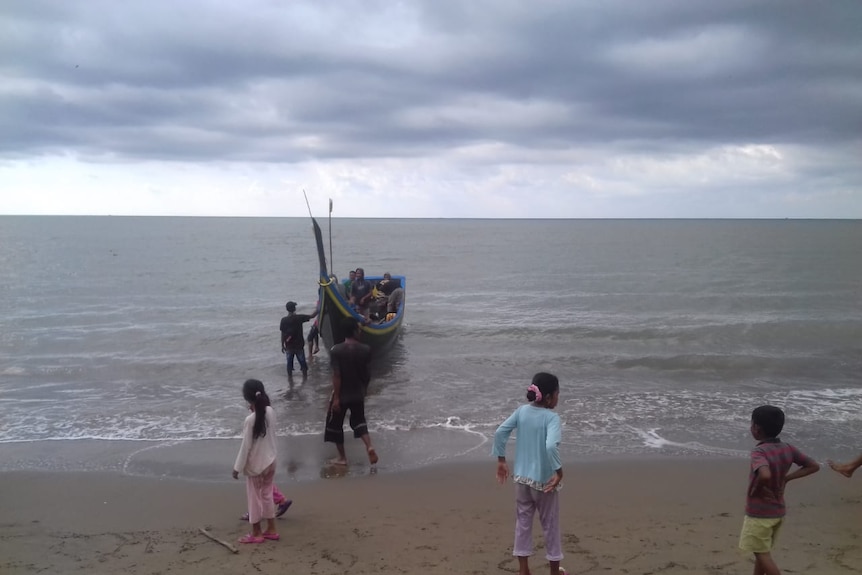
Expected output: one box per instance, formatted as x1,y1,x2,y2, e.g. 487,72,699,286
261,532,280,541
238,533,265,544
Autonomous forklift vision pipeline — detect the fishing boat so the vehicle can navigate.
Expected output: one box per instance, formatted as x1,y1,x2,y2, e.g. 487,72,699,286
311,216,406,355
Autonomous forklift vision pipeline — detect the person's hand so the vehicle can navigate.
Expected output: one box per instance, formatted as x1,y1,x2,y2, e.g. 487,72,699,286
496,461,509,484
331,398,341,413
749,478,768,498
543,470,563,493
232,470,239,480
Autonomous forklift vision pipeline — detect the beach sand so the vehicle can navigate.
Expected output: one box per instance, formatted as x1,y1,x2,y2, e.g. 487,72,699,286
1,458,859,575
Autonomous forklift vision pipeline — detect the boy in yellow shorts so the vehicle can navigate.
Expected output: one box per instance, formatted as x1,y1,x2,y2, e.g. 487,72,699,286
739,405,820,575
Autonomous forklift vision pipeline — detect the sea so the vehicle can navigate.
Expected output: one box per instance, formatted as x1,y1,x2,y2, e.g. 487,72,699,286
1,216,860,482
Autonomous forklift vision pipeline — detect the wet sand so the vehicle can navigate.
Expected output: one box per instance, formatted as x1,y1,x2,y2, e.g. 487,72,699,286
1,457,859,574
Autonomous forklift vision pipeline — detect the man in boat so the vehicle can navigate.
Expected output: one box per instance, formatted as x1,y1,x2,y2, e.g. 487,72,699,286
341,269,356,297
348,267,374,319
324,317,378,466
280,301,319,378
372,273,403,321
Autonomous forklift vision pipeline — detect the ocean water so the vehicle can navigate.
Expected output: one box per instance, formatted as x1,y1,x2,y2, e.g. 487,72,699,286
1,217,860,479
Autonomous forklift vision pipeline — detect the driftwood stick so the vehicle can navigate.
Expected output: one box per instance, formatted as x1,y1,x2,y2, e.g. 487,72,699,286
199,527,239,554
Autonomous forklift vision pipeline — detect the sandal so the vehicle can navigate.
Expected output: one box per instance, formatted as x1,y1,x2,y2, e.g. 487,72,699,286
261,532,280,541
238,533,265,544
276,499,293,517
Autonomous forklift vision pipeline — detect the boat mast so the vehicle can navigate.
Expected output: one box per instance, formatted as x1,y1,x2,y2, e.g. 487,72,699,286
328,198,334,279
304,189,332,280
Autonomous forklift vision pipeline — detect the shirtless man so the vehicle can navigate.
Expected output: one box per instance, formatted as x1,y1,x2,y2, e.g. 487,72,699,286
324,317,378,466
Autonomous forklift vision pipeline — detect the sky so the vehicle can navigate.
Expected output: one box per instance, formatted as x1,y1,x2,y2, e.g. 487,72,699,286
1,0,860,218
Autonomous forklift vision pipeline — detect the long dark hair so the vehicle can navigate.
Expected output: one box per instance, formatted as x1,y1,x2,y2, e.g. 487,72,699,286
242,379,271,439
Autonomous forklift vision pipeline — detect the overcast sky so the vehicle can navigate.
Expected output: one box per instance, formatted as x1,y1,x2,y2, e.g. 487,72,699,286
1,0,860,218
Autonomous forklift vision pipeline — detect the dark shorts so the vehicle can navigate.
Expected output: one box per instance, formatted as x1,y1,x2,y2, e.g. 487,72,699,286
324,400,368,444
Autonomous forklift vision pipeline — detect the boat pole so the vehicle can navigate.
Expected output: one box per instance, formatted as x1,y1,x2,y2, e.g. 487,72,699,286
328,198,334,277
302,188,313,218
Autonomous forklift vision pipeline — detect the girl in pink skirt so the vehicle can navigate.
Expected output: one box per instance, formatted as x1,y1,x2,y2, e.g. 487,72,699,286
232,379,279,544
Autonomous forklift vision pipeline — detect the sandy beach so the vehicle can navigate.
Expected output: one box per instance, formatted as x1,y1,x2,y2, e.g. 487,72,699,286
0,457,859,575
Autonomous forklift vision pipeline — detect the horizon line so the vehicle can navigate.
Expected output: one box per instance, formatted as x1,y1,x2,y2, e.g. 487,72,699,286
0,214,859,221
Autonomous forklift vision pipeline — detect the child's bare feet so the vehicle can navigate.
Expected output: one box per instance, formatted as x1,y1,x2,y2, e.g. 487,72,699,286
828,460,856,478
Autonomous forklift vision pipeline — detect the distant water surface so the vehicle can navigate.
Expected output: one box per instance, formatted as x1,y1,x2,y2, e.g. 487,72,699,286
1,217,860,479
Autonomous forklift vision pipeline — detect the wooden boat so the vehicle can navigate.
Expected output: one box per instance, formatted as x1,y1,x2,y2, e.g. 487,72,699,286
311,217,406,354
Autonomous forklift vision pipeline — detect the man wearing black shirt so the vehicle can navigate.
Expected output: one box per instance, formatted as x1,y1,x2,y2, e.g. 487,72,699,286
376,272,403,315
324,317,378,466
280,301,318,377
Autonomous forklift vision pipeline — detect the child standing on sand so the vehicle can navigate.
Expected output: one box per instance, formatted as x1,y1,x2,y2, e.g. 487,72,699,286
739,405,819,575
493,373,566,575
232,379,280,544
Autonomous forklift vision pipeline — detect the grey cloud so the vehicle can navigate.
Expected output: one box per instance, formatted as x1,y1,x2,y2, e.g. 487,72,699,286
0,0,860,165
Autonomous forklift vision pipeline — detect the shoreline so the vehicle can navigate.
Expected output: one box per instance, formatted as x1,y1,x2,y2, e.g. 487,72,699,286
0,428,493,484
1,458,859,575
0,432,760,485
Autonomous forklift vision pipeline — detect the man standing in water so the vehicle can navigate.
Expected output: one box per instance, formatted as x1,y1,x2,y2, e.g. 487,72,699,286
324,317,378,466
280,301,318,378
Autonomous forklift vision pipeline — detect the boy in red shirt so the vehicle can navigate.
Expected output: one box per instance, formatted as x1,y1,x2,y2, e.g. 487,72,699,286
739,405,820,575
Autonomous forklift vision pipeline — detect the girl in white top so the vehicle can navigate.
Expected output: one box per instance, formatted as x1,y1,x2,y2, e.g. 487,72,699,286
232,378,279,544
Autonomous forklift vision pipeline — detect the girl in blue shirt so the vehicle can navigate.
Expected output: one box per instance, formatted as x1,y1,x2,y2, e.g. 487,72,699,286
493,372,565,575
